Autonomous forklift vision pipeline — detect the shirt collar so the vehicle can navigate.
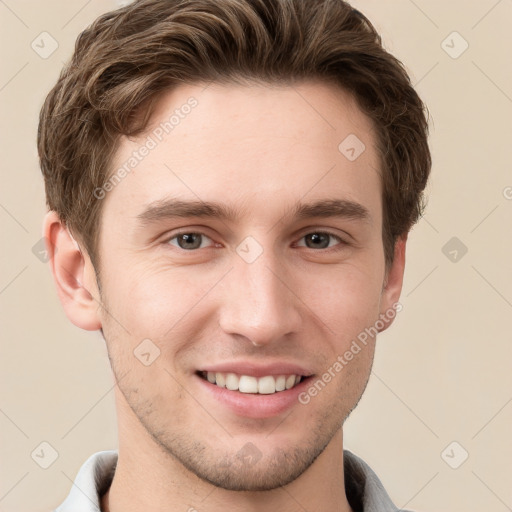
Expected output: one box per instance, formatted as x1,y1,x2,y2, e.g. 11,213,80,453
54,449,405,512
344,449,405,511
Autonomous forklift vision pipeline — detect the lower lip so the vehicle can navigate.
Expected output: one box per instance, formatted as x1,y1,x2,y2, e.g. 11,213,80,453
195,374,313,419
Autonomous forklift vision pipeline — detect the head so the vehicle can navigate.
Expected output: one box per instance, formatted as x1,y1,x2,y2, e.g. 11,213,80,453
40,0,430,492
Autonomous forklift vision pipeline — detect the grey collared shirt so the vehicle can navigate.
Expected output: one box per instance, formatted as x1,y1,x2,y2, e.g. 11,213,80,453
54,449,411,511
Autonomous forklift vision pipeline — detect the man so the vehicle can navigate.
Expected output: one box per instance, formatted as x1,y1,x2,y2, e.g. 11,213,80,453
39,0,431,510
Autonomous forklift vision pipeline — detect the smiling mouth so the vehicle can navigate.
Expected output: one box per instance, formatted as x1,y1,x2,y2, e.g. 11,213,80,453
197,371,309,395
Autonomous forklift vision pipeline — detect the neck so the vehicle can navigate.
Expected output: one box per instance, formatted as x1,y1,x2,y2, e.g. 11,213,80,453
102,395,353,512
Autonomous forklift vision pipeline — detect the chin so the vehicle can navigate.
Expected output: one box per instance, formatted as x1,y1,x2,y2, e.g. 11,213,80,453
154,423,335,492
182,446,326,491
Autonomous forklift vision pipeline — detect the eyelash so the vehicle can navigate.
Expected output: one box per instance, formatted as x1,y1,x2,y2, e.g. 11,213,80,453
164,230,348,252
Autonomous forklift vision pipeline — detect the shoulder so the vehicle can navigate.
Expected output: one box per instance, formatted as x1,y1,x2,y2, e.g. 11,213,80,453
343,450,415,512
54,450,118,512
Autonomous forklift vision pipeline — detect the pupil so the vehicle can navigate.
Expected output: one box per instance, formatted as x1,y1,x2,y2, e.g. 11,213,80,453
307,233,328,249
179,233,201,249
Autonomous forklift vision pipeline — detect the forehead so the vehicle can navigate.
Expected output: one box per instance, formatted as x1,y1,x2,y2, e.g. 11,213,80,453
104,80,381,225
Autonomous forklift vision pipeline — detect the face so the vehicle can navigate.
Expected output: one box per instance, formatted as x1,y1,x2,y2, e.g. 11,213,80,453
93,81,403,491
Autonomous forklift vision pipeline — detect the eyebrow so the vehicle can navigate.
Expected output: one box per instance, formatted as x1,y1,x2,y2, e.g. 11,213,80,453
135,197,371,226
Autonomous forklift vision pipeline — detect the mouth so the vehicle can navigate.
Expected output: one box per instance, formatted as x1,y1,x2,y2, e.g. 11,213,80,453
195,364,315,418
197,371,308,395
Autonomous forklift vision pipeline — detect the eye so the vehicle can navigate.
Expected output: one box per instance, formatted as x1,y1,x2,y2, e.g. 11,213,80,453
296,231,344,250
164,230,346,252
166,232,214,250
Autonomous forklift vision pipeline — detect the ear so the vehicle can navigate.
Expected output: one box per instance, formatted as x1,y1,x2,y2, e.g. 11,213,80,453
378,234,407,333
43,211,102,331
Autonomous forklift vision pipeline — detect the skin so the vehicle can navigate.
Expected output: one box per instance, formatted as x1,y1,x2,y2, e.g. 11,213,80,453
44,81,406,512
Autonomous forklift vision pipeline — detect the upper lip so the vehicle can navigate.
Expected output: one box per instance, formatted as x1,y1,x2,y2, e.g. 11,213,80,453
198,361,314,378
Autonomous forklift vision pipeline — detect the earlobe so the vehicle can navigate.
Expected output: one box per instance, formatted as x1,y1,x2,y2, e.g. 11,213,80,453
378,235,407,332
43,211,102,331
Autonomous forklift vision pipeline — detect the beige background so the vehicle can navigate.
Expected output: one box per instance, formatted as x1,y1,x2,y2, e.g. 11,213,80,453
1,0,511,511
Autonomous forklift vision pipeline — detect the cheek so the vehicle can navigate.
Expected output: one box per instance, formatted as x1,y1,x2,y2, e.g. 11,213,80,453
303,263,383,337
102,262,220,331
100,247,385,356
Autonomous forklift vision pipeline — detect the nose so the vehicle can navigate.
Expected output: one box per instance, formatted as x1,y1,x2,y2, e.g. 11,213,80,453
217,252,303,347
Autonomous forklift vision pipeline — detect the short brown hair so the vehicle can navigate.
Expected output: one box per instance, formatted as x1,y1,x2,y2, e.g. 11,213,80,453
38,0,431,271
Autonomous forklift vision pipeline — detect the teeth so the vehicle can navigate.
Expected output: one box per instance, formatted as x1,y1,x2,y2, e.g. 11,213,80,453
285,375,296,390
216,372,226,388
258,376,276,394
202,372,304,394
239,375,258,393
225,373,239,391
275,375,286,392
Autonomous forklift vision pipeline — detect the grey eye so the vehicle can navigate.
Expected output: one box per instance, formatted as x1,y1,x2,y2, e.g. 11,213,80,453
169,233,212,250
298,232,341,249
